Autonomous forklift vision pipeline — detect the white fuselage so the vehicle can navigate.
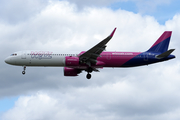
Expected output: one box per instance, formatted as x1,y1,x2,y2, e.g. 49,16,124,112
4,51,77,67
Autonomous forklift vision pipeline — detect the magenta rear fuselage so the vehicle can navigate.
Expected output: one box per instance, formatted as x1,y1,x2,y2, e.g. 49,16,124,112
65,51,175,69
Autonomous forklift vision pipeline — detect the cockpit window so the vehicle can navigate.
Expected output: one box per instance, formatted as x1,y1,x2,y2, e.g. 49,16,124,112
11,53,17,56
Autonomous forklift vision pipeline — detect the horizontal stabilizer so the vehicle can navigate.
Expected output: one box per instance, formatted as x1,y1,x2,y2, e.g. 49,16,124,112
156,49,175,59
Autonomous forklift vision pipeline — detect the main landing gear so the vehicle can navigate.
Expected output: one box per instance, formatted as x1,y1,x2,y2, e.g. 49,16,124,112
86,73,91,79
86,67,93,79
22,66,26,75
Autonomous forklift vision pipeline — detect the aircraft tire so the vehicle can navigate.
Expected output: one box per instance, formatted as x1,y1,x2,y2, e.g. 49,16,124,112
86,73,91,79
22,71,25,75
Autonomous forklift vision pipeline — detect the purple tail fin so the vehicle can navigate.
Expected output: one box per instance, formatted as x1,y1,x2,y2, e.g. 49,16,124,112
147,31,172,53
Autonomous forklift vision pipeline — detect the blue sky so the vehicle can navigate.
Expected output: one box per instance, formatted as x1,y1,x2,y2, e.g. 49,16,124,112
109,0,180,24
0,97,18,114
1,0,180,120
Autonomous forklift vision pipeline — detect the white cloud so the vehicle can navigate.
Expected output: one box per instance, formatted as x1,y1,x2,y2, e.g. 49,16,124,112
0,1,165,53
0,0,49,24
2,64,180,120
1,1,180,120
62,0,120,8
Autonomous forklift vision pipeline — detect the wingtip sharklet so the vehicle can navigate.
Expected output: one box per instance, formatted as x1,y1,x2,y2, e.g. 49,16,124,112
110,27,117,37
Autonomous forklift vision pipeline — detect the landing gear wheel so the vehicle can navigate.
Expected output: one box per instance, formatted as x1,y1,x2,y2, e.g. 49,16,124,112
22,66,26,75
86,73,91,79
22,71,25,75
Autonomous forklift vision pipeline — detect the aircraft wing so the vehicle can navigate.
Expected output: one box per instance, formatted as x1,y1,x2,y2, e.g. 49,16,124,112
79,28,116,66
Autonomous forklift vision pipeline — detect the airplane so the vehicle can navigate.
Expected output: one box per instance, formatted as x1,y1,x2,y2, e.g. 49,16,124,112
5,28,175,79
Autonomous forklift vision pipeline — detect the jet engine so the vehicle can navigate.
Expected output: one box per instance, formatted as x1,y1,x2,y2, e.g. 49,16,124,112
64,67,80,76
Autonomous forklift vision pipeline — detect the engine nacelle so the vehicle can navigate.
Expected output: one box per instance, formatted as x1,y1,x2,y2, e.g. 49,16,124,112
64,67,78,76
65,56,79,66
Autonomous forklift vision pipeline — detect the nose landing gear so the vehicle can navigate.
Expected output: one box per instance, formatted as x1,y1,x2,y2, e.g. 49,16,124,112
22,66,26,75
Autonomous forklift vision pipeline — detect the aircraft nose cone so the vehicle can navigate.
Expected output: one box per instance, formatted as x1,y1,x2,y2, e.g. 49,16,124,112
5,57,11,64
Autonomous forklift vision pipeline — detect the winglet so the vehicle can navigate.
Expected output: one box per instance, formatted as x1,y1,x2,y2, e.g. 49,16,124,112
110,28,117,37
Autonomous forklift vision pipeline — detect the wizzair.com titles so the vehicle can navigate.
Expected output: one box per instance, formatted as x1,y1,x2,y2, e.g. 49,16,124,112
31,51,53,59
112,52,134,55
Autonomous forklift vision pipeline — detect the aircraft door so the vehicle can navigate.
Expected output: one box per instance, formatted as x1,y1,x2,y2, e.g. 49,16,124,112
106,53,111,60
144,53,148,61
21,52,26,59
